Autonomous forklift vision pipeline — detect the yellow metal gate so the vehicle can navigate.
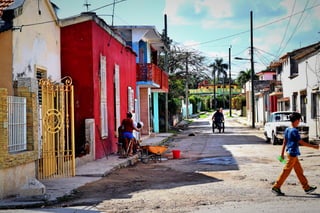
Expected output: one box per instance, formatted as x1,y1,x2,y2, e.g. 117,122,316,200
38,77,75,179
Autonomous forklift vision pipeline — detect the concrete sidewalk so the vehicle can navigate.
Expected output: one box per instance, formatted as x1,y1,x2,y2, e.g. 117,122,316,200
0,133,173,209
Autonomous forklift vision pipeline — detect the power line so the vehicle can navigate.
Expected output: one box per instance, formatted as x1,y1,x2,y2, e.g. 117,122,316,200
89,0,127,13
186,3,320,48
275,0,312,58
254,49,272,68
12,20,57,31
254,47,279,59
12,1,320,47
11,0,127,30
275,0,296,58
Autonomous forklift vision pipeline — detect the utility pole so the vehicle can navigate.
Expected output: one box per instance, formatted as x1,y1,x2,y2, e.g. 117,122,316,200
229,46,232,117
164,14,169,132
185,52,189,119
250,11,255,128
213,66,216,110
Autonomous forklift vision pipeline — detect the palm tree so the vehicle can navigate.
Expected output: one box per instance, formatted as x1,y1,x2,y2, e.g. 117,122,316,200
209,58,228,109
236,69,253,88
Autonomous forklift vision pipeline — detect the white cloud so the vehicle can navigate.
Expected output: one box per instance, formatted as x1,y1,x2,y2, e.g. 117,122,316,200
165,0,319,70
201,0,233,18
165,0,233,26
164,0,191,25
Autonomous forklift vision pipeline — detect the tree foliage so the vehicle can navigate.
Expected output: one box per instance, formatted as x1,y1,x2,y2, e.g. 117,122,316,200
235,69,258,88
161,44,211,116
209,58,228,83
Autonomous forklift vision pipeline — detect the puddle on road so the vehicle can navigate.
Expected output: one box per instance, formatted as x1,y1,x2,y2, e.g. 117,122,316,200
197,156,236,165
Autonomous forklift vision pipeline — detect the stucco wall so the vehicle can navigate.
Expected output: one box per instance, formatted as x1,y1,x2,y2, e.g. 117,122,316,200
12,0,60,81
61,18,137,159
0,162,35,199
281,53,320,139
0,31,13,95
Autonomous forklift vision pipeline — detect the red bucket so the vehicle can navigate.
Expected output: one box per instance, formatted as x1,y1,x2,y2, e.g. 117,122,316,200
172,150,181,159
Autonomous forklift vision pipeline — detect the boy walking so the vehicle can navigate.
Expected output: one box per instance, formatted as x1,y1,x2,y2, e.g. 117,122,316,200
272,112,319,196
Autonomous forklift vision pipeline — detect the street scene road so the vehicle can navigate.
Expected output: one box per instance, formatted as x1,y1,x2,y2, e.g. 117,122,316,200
3,114,320,213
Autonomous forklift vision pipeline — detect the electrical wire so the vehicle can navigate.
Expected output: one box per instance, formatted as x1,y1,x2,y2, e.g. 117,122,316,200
88,0,127,13
275,0,312,58
10,0,127,30
187,2,320,49
254,47,279,59
12,1,320,47
9,0,320,69
254,49,272,68
275,0,296,58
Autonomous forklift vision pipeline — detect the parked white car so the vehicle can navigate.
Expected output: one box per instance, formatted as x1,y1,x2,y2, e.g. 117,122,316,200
264,111,309,145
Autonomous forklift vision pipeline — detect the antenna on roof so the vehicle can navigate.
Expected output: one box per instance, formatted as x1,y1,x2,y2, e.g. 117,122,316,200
84,0,91,12
111,0,115,26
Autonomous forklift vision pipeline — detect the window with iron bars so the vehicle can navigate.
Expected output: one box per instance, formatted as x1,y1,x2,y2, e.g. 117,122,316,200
7,96,27,152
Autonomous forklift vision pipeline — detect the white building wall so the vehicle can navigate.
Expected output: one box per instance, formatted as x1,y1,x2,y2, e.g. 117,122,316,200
281,58,305,109
12,0,61,81
280,52,320,140
304,54,320,139
257,94,265,124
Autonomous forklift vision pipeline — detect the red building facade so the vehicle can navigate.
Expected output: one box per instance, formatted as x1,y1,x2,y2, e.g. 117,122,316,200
61,13,137,159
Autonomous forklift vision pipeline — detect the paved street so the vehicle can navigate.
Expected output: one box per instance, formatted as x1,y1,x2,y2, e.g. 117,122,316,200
2,114,320,212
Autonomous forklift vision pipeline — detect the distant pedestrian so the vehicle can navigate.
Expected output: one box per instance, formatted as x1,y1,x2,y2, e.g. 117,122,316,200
272,112,319,196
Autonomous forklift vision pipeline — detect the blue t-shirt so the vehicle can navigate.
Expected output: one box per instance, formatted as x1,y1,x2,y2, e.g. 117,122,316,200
285,127,301,157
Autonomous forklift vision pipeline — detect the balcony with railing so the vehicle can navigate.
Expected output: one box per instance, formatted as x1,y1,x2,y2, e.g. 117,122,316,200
136,63,168,93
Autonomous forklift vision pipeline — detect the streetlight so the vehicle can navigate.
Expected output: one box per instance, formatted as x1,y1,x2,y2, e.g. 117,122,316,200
233,11,255,128
229,46,232,117
234,56,255,128
234,57,249,60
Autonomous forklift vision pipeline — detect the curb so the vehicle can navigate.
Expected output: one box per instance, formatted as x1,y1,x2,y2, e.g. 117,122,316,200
0,154,141,209
0,133,179,209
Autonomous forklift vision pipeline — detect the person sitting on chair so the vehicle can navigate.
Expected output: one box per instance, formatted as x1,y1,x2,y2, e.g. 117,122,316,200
121,112,140,156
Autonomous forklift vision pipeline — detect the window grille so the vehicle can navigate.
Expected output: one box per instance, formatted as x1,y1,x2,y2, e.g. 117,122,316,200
7,96,27,152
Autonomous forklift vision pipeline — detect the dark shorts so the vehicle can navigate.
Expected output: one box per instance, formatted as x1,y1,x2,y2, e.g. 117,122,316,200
123,132,134,140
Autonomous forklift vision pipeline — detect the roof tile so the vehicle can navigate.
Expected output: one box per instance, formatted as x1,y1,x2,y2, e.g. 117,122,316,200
0,0,14,17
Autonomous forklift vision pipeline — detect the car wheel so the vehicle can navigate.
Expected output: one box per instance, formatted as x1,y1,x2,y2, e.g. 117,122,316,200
278,139,284,145
264,132,270,143
271,132,278,145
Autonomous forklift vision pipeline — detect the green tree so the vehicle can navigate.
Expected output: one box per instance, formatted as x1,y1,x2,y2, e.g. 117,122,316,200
209,58,228,109
235,69,258,88
163,45,210,117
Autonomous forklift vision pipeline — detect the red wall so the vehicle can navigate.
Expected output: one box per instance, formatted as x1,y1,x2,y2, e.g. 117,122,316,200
61,19,136,159
269,96,278,112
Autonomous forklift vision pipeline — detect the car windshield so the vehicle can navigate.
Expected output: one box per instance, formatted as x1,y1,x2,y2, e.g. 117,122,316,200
271,113,291,122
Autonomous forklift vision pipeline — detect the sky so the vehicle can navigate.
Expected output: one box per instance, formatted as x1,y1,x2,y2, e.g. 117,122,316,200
51,0,320,77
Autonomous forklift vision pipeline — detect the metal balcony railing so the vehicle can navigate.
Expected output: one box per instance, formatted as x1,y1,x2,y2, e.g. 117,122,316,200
136,63,168,92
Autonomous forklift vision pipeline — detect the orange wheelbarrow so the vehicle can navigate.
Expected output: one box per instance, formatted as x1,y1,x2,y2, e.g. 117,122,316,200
139,145,168,163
